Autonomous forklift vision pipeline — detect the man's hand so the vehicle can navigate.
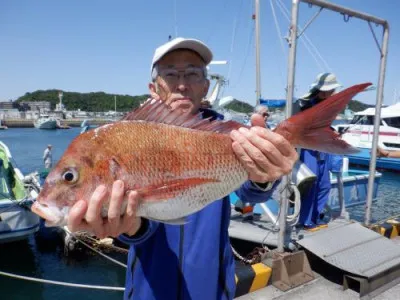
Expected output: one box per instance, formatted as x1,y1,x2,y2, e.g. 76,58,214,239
376,146,389,158
230,113,298,183
68,180,142,239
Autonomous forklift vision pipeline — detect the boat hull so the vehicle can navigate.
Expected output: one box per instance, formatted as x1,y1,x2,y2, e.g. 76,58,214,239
229,168,381,215
34,118,57,129
0,141,41,243
346,148,400,171
0,202,40,243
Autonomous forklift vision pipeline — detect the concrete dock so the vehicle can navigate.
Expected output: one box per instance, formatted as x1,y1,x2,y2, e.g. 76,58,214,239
237,272,400,300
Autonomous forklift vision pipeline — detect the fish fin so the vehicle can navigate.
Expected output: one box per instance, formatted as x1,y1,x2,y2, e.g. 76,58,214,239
274,83,371,154
109,157,122,180
137,177,219,202
122,99,247,134
146,216,187,225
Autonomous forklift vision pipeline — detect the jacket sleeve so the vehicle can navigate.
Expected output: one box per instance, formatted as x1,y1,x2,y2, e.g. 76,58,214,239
118,219,159,246
235,180,280,204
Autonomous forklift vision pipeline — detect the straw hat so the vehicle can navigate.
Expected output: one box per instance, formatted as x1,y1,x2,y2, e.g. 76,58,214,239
301,73,342,99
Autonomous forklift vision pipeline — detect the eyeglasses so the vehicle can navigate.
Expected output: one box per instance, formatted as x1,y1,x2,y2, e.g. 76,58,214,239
156,67,206,85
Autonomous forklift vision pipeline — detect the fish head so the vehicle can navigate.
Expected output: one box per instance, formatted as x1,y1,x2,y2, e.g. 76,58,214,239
32,138,111,227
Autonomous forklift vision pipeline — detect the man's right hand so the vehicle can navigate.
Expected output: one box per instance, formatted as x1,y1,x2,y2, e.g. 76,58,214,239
67,180,142,239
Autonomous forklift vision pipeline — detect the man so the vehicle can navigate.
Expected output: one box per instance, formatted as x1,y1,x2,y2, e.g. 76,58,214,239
43,144,53,169
67,37,298,299
376,146,400,158
253,104,270,127
294,73,342,231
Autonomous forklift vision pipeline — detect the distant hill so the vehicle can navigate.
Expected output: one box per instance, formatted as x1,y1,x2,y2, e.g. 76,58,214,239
224,99,254,114
15,89,370,114
15,90,150,112
224,98,370,114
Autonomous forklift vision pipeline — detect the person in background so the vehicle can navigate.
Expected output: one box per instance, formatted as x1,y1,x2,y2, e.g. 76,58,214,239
66,37,298,300
237,105,271,219
254,104,270,123
294,73,342,231
376,146,400,158
43,144,53,169
246,104,270,127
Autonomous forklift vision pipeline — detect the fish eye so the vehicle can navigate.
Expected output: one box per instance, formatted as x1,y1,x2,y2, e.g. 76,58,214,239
62,168,78,184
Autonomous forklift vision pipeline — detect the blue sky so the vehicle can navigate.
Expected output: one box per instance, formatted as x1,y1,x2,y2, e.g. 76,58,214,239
1,0,399,106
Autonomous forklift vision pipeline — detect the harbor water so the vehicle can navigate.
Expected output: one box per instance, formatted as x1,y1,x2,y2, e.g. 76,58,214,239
1,127,400,299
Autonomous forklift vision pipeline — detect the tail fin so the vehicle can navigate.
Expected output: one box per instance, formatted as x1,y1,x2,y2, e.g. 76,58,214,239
274,83,372,154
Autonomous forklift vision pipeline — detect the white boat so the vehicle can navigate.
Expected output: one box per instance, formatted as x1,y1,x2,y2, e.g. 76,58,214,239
334,103,400,150
34,115,57,129
333,103,400,170
0,141,41,243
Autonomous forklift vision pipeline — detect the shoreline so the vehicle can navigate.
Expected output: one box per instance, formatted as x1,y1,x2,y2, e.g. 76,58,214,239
1,119,114,128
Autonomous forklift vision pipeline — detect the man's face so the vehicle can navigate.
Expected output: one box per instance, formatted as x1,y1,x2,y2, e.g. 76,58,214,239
258,108,269,121
317,89,335,100
149,49,210,114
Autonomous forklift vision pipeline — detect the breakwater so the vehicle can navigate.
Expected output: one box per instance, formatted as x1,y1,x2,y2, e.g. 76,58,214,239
2,119,113,128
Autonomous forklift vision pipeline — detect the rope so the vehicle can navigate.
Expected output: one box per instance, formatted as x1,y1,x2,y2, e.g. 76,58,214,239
0,270,125,291
227,0,245,81
230,20,255,89
231,245,257,265
269,0,287,87
173,0,178,37
63,228,127,269
275,0,332,72
81,234,129,254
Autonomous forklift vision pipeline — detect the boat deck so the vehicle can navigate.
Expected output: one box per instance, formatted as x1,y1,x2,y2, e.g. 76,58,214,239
230,209,400,298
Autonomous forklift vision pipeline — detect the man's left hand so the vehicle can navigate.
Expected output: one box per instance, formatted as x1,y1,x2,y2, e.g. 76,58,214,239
230,113,298,183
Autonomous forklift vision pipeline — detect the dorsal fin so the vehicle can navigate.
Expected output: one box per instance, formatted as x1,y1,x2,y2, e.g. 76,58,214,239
122,99,247,134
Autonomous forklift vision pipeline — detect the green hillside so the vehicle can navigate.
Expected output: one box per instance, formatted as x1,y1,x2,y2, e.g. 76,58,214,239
16,90,150,112
15,89,370,114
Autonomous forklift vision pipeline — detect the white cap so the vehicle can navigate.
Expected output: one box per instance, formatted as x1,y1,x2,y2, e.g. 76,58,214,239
150,37,213,73
301,73,342,99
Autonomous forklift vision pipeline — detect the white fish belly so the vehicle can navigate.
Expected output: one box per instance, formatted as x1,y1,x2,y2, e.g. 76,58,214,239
136,166,248,221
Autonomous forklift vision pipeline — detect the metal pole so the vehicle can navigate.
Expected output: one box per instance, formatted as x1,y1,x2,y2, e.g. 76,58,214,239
364,24,389,226
255,0,261,106
114,95,117,114
300,0,387,26
277,0,299,253
337,172,349,219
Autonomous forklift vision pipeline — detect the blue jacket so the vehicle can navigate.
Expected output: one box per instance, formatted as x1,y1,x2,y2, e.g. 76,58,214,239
119,181,275,300
118,109,276,299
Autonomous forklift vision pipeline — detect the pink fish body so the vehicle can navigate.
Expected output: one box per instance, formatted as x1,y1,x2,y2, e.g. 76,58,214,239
31,83,371,226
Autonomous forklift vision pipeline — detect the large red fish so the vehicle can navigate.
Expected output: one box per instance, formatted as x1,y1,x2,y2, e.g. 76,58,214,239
31,83,370,226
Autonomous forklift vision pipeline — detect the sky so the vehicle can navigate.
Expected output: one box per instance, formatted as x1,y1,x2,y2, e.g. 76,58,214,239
1,0,399,106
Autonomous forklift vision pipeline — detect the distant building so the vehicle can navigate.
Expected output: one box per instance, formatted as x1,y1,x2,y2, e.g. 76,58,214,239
0,109,20,119
0,101,16,110
20,101,51,112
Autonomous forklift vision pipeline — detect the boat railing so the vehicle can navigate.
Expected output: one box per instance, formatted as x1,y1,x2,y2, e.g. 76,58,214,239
277,0,389,252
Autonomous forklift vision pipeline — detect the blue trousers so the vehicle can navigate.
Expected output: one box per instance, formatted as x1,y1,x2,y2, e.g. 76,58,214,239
299,150,331,226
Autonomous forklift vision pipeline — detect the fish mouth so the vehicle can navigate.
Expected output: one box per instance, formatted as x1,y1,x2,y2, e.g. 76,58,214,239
31,201,68,227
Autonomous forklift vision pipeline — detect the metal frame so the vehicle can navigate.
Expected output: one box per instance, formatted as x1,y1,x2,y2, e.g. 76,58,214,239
278,0,390,252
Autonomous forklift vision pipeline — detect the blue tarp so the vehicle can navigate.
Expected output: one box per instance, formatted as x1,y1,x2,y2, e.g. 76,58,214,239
259,99,286,108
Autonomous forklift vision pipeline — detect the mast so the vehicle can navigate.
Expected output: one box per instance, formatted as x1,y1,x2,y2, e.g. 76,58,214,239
255,0,261,106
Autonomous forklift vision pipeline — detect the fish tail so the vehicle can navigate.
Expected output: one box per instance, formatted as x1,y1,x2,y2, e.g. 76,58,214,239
274,83,372,154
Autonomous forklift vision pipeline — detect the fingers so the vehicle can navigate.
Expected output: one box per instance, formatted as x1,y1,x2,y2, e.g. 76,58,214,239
68,200,90,232
231,127,298,183
107,180,125,236
251,126,296,158
85,185,107,238
121,191,142,236
250,114,265,127
67,181,144,239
